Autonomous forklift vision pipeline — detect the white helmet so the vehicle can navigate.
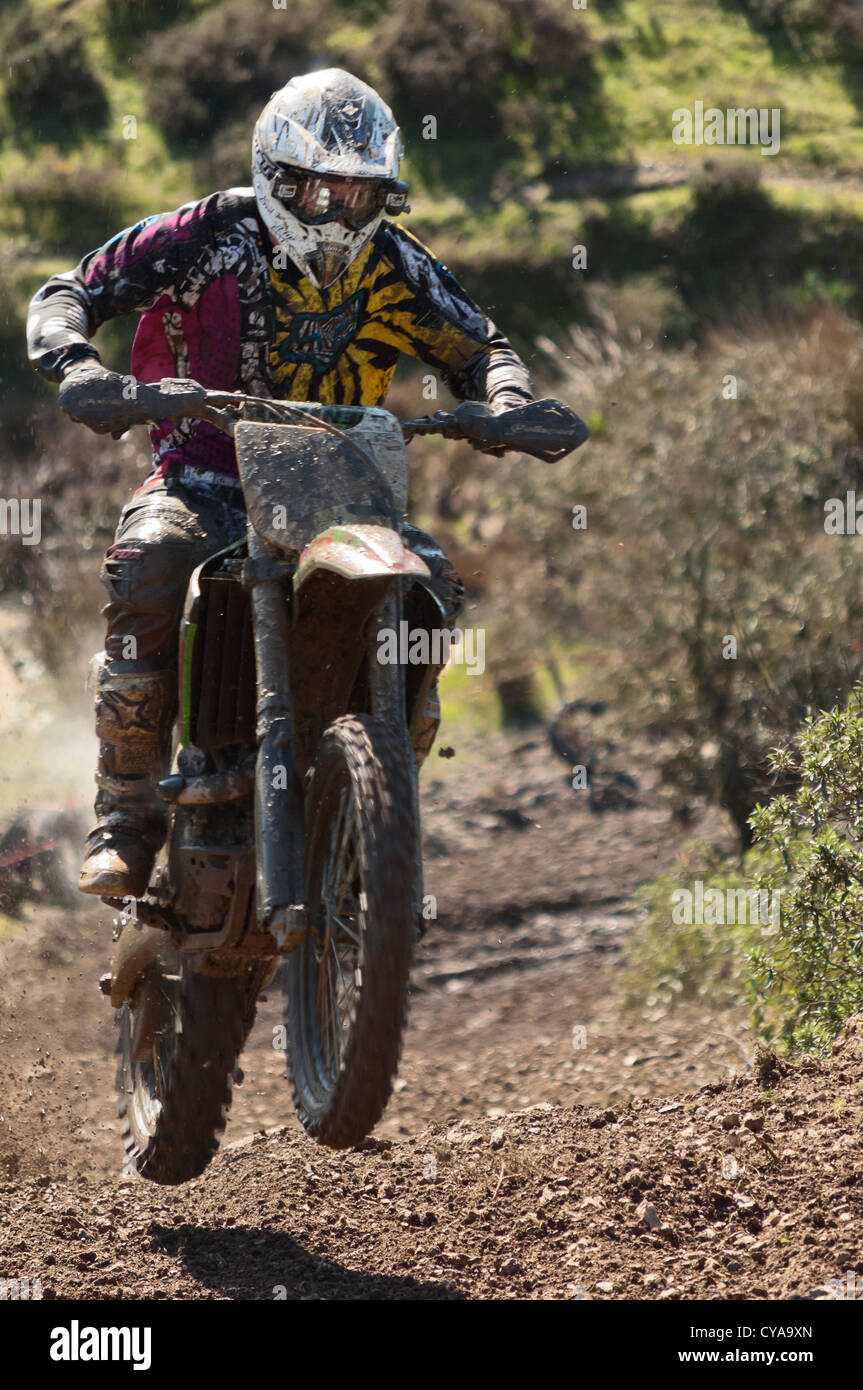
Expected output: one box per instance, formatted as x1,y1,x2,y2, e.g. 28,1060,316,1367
252,68,409,290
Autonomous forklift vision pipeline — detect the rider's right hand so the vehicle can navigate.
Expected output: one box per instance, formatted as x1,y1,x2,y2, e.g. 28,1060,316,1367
59,366,209,438
58,362,136,436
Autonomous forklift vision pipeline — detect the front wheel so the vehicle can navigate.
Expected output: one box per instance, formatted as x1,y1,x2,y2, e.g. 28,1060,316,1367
285,714,418,1147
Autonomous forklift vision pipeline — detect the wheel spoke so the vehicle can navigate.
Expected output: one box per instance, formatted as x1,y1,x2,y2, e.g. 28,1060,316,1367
317,947,335,1072
331,943,357,1014
333,848,359,916
323,902,361,946
327,787,356,907
313,780,363,1079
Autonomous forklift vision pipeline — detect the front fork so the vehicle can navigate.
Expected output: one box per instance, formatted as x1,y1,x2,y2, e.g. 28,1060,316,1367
368,582,424,930
245,526,305,948
246,528,424,945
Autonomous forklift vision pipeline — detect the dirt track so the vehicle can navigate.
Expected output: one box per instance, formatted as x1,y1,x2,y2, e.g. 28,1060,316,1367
1,732,859,1300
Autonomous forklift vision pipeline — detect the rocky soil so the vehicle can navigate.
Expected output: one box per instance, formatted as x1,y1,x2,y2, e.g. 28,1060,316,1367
1,731,858,1301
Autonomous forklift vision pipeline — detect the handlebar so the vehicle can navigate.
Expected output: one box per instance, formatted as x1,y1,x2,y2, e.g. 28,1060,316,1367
402,398,589,462
58,374,588,463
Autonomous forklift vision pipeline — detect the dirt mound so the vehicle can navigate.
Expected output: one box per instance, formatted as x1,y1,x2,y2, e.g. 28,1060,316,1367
2,1031,862,1300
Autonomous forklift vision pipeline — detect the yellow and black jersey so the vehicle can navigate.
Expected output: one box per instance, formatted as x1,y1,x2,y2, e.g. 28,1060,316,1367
268,220,528,407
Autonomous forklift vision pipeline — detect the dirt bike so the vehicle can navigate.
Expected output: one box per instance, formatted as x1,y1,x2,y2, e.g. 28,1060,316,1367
76,378,587,1183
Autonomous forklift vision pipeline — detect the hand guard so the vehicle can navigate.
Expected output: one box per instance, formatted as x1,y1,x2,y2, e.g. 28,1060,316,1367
455,397,589,463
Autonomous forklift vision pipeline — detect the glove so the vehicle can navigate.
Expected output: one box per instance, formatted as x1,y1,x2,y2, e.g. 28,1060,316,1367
454,397,589,463
480,393,536,456
59,367,208,438
58,362,136,437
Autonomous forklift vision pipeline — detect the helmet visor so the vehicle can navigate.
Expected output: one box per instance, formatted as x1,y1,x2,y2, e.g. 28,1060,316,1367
272,170,408,229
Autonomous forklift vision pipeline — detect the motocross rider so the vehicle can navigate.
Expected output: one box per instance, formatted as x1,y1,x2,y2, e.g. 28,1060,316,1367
26,69,545,901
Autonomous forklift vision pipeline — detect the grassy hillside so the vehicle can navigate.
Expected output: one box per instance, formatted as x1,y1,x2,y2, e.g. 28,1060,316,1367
3,0,863,439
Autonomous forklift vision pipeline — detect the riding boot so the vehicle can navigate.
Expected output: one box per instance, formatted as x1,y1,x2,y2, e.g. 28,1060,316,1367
78,664,176,898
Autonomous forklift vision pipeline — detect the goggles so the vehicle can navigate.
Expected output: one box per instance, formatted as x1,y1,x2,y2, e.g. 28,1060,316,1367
272,169,410,229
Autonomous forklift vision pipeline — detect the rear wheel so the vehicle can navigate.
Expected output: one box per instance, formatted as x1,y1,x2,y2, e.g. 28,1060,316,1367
116,952,264,1185
285,714,418,1147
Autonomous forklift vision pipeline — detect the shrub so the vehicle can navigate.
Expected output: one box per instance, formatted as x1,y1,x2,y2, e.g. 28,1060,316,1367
8,152,129,248
375,0,510,139
104,0,192,50
729,0,863,62
620,842,767,1015
622,687,863,1053
686,163,778,251
815,0,863,60
375,0,597,161
145,0,601,172
3,5,108,141
0,268,46,452
499,302,863,847
620,754,863,1056
666,169,863,328
143,0,316,144
749,690,863,1052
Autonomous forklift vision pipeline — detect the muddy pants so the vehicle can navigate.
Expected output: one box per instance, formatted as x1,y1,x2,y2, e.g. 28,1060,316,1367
100,475,464,682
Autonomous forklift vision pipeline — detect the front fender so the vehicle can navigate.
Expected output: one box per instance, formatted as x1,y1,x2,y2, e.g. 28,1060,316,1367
295,524,430,591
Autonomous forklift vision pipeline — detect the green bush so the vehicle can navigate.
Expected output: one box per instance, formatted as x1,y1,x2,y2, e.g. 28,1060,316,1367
3,4,108,142
622,688,863,1052
104,0,192,50
375,0,509,139
621,841,767,1015
0,269,48,452
577,173,863,329
148,0,604,182
726,0,863,62
8,151,129,248
816,0,863,59
143,0,315,144
673,165,792,317
686,163,779,254
750,689,863,1052
375,0,599,170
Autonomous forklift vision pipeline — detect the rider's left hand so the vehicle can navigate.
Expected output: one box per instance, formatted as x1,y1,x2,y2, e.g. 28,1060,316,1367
471,393,537,456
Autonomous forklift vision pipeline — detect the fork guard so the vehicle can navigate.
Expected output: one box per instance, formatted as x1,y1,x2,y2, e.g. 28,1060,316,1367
108,918,166,1009
295,525,430,590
